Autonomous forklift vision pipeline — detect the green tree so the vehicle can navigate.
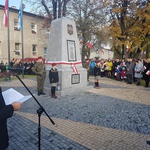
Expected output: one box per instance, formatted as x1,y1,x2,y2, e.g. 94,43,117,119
106,0,150,59
129,1,150,58
106,0,135,59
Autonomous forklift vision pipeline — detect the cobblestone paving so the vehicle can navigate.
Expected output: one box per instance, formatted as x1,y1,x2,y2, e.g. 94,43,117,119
1,76,150,150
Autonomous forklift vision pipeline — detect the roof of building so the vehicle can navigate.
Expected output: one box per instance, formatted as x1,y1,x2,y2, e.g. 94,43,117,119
0,4,44,19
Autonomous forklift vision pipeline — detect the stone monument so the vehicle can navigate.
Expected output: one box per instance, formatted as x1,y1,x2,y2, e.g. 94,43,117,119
45,17,87,96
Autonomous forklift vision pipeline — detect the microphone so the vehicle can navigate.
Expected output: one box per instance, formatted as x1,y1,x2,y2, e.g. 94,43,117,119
6,66,24,71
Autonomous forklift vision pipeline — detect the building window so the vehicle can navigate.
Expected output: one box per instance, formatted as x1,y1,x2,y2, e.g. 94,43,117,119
32,45,37,56
14,19,19,31
44,47,47,58
14,43,21,55
31,23,37,34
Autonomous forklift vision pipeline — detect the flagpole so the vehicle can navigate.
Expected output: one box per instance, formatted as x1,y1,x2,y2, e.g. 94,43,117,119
20,0,24,78
21,0,24,78
8,0,11,80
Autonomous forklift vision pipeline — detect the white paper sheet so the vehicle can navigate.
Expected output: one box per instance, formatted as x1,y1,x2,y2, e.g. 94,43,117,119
2,88,32,105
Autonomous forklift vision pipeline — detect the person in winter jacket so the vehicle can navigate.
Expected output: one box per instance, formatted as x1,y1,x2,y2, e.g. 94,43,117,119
134,59,143,86
89,59,95,75
94,60,101,88
126,58,135,84
49,63,59,98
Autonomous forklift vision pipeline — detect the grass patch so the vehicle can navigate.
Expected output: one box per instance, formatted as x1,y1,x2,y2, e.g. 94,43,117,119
0,74,36,82
141,79,145,86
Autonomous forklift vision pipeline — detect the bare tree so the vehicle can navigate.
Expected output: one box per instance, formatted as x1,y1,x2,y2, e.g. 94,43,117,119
26,0,70,19
68,0,106,63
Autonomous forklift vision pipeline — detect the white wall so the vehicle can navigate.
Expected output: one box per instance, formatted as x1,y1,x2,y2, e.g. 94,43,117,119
90,49,114,60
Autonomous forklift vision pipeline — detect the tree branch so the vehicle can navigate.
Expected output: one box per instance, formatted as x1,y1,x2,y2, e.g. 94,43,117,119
41,0,51,15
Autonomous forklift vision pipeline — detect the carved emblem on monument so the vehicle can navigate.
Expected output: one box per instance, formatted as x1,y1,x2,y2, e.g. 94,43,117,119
67,24,73,35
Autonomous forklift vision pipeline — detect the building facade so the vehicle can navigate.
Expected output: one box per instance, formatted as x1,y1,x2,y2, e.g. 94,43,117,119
90,49,114,60
0,5,49,63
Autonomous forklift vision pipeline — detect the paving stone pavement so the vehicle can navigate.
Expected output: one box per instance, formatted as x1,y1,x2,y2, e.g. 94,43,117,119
1,76,150,150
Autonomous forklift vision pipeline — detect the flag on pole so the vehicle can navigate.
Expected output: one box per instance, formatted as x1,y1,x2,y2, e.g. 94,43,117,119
18,2,22,30
87,41,92,50
101,49,104,54
3,0,8,27
79,39,83,45
146,70,150,76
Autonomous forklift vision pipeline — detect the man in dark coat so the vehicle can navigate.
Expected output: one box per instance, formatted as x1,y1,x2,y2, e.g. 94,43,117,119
0,87,22,150
49,63,59,98
126,58,135,84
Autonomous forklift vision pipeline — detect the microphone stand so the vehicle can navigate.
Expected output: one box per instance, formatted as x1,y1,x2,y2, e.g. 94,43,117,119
15,74,55,150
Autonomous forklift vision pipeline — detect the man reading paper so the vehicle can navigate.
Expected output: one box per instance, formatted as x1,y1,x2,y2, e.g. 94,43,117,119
0,87,22,150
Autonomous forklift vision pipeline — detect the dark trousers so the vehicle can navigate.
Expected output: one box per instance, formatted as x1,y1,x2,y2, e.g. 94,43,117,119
101,72,105,77
145,76,150,87
51,86,56,95
127,74,133,83
90,68,94,75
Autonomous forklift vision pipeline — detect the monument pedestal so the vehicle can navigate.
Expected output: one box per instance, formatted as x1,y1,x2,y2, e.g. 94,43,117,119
45,17,87,96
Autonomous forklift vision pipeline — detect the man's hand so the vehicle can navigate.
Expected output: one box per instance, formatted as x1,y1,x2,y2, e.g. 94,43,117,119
11,102,23,111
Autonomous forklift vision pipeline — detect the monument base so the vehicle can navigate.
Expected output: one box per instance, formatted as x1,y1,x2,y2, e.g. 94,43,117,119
45,18,90,96
44,67,89,96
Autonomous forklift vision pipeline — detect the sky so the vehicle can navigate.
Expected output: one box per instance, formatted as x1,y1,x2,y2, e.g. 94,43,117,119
0,0,31,12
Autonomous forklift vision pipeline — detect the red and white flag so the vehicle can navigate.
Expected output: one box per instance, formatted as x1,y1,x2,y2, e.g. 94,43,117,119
79,39,83,45
146,70,150,76
87,41,92,50
101,49,104,54
3,0,8,27
143,66,147,70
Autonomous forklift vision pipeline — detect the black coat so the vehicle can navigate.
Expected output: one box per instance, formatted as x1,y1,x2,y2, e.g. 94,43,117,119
0,87,14,150
49,68,59,83
94,65,101,76
143,62,150,80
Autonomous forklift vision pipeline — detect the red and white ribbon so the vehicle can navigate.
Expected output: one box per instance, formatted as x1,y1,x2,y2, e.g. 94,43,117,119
45,61,82,74
71,63,78,74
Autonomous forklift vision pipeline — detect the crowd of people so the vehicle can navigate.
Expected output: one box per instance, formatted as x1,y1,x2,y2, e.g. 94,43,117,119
0,57,59,98
87,58,150,88
9,58,36,75
0,58,37,76
0,57,150,88
0,56,150,149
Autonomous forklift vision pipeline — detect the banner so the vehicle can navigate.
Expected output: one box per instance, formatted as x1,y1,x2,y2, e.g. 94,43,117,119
46,61,82,74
